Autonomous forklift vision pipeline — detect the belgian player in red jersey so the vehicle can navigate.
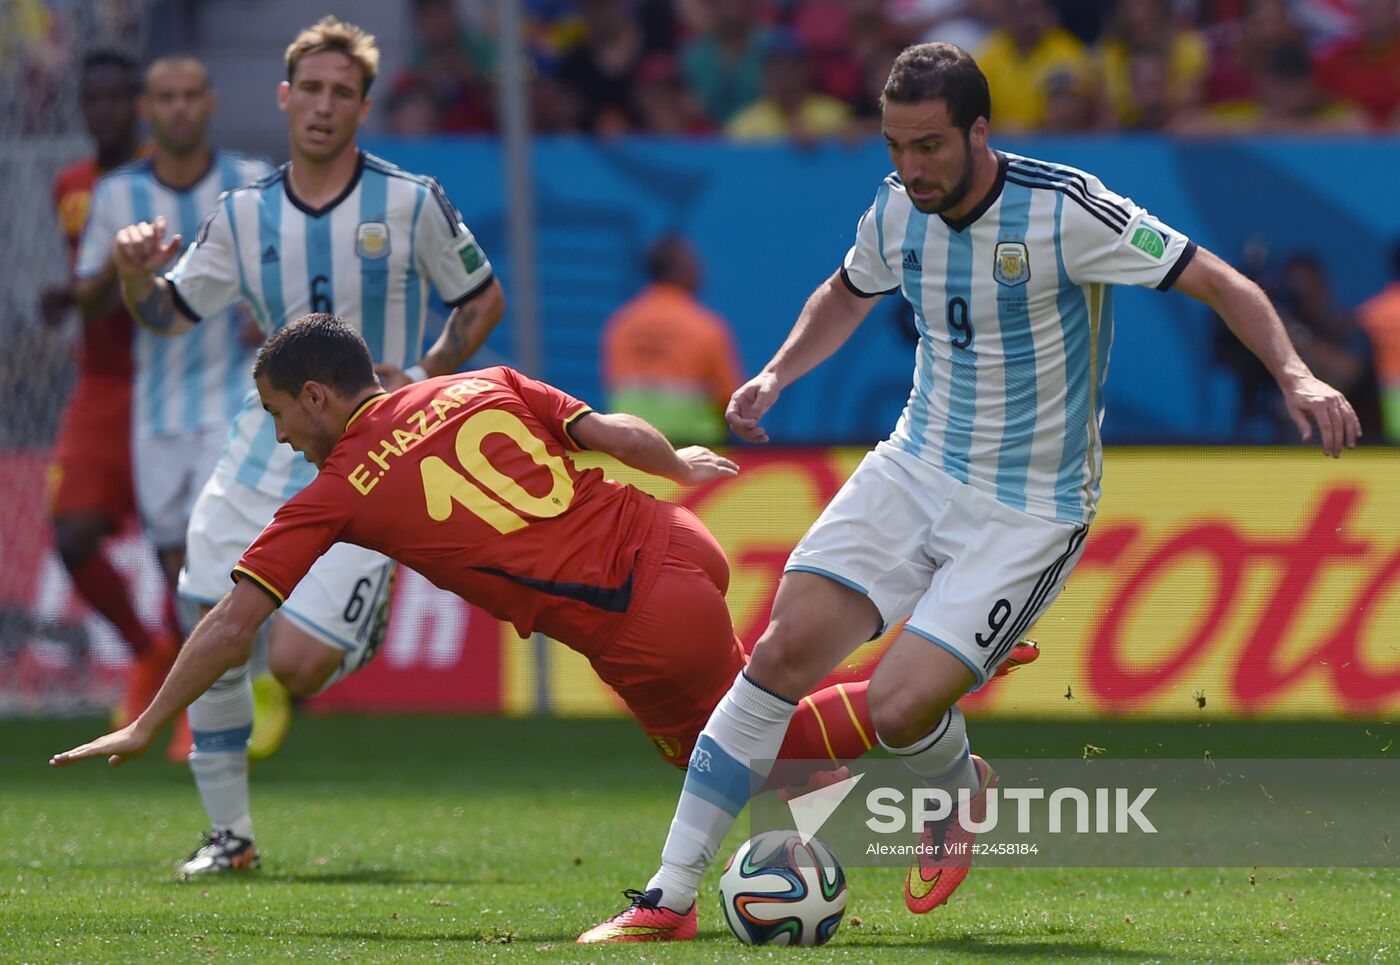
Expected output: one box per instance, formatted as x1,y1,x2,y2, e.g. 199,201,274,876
52,314,1037,913
47,51,182,739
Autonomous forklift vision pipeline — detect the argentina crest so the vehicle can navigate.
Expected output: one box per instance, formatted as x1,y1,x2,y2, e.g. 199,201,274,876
993,241,1030,287
356,221,391,260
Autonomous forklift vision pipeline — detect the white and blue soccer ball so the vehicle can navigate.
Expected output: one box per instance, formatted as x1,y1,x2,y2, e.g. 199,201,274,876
718,830,847,946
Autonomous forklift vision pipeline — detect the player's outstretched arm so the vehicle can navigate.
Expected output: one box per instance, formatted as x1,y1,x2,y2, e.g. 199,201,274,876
112,216,195,336
728,271,880,442
1173,247,1361,457
49,581,275,768
571,412,739,486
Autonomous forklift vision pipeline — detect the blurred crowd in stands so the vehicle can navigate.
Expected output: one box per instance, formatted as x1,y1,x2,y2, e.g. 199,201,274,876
386,0,1400,138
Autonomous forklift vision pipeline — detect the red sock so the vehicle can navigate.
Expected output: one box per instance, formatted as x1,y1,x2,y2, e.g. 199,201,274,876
772,680,875,787
67,554,153,656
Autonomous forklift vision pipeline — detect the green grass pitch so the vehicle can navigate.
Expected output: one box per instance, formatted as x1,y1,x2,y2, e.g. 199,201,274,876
2,716,1395,962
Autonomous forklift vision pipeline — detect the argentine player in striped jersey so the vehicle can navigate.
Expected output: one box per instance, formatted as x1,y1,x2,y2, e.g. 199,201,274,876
583,44,1360,943
77,56,270,612
107,18,505,878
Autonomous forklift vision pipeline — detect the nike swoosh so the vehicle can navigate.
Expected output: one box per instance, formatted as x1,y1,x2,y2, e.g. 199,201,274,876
603,926,670,937
907,866,941,900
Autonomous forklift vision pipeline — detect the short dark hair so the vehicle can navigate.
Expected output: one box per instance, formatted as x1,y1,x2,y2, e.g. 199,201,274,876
645,233,689,283
81,49,140,93
882,43,991,131
254,313,377,397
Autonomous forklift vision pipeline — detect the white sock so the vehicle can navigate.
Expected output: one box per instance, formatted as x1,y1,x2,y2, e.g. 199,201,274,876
646,671,797,913
187,663,254,840
879,706,977,799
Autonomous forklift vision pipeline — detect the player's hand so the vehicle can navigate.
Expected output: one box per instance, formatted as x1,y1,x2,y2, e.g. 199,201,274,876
49,722,154,769
112,217,183,280
674,446,740,485
1281,373,1361,458
726,373,782,443
374,363,411,391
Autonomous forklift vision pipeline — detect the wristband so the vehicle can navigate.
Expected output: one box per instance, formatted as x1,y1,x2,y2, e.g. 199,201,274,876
404,364,429,382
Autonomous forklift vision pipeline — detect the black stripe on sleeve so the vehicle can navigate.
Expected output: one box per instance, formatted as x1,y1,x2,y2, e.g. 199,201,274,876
443,272,496,309
1006,160,1132,231
166,277,202,323
428,178,463,236
1156,240,1198,292
839,267,896,299
1005,175,1125,235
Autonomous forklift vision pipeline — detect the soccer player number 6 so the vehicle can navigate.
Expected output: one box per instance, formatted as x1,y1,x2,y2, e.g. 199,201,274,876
418,410,576,533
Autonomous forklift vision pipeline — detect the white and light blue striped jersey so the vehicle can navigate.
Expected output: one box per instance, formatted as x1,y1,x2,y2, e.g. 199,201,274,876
164,151,495,500
76,151,272,440
841,151,1195,524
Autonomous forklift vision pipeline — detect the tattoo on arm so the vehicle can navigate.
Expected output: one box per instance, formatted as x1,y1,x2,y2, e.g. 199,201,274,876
424,302,481,373
133,278,178,334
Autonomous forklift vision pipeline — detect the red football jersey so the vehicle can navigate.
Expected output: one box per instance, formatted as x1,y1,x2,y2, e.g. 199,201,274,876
54,157,135,381
235,368,667,655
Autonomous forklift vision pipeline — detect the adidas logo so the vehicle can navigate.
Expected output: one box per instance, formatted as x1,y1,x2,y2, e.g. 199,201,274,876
903,249,921,272
261,245,279,264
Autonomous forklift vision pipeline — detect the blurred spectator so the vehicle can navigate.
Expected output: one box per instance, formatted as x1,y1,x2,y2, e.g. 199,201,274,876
1182,41,1368,132
1201,0,1304,106
888,0,995,53
849,45,902,133
531,71,588,133
1098,0,1207,128
1275,253,1381,434
681,0,773,125
1047,0,1112,45
393,0,496,133
726,30,854,141
789,0,902,106
556,0,653,134
975,0,1093,131
1040,64,1099,131
631,53,714,134
1357,242,1400,443
386,79,442,135
1314,0,1400,129
602,235,742,445
1126,47,1186,131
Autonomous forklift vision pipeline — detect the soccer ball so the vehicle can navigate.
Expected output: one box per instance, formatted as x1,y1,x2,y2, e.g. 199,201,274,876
718,830,847,946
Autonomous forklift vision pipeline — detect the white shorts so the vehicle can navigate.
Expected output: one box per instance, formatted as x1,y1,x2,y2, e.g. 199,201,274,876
134,427,228,550
786,442,1087,687
179,467,395,672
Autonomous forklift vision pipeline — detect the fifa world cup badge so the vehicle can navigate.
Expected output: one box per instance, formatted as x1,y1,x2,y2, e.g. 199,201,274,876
356,222,391,260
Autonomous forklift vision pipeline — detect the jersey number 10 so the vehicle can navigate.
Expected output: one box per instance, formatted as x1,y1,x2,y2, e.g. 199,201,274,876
419,410,576,533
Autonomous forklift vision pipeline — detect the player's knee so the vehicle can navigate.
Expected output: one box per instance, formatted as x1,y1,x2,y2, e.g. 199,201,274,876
269,647,338,697
868,680,951,749
746,624,819,698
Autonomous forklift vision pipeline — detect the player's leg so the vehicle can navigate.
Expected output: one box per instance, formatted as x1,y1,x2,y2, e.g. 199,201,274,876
49,377,156,667
176,471,272,877
888,476,1089,914
582,450,933,942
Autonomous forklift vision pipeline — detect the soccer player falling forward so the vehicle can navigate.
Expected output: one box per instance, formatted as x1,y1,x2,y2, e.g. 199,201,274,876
49,315,1042,870
103,17,504,877
76,56,273,762
578,42,1361,943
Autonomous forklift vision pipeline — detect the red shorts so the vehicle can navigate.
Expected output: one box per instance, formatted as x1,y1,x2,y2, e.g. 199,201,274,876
48,374,136,522
591,503,747,768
